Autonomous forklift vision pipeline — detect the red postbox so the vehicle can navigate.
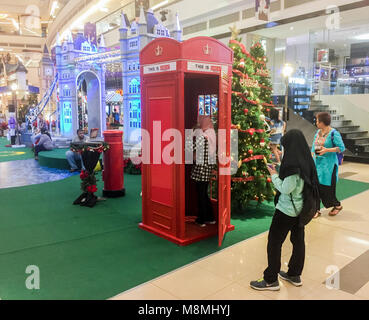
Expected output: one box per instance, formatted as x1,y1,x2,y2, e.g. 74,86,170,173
140,37,234,246
103,130,125,197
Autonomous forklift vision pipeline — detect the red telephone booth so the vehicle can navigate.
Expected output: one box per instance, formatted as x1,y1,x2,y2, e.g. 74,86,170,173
140,37,234,246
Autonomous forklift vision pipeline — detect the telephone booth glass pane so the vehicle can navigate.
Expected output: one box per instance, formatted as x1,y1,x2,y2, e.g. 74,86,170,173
198,95,205,115
211,95,218,115
205,95,211,115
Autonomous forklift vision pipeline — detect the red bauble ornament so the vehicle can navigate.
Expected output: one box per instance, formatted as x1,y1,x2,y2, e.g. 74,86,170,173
239,59,245,68
249,128,255,136
267,178,272,183
266,108,270,112
248,149,254,155
244,108,249,114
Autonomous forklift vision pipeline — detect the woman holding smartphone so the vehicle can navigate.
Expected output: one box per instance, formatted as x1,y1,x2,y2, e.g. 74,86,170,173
312,112,345,218
250,129,319,291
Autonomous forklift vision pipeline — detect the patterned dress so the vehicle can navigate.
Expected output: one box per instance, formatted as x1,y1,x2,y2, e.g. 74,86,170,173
187,133,217,182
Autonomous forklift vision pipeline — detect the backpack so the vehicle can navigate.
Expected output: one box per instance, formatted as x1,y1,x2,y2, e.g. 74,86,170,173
331,130,344,165
292,182,321,226
275,180,320,227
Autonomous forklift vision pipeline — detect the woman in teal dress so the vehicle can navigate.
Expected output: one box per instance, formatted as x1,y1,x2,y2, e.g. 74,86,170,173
312,112,345,218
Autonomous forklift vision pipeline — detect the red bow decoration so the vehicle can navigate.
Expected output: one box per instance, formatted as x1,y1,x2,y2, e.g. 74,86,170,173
87,185,98,194
80,170,89,180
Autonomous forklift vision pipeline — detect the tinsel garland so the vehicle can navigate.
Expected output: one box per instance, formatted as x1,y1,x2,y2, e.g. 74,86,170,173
233,69,247,78
262,102,276,107
229,40,250,57
242,155,265,163
230,40,266,65
231,124,265,134
232,175,271,183
255,69,269,77
70,142,110,154
232,91,259,105
259,84,273,91
232,176,256,182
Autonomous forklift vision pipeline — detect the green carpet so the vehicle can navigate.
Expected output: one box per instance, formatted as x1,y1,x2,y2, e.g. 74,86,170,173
0,174,368,300
0,137,33,162
38,148,70,170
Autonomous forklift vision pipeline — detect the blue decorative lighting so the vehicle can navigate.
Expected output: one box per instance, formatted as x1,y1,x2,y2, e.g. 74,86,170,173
62,102,73,134
266,22,278,28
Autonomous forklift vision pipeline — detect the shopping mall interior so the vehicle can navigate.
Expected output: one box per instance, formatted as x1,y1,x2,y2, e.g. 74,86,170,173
0,0,369,301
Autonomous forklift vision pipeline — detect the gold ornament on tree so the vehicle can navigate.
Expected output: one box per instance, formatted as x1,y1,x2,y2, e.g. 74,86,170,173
229,24,241,40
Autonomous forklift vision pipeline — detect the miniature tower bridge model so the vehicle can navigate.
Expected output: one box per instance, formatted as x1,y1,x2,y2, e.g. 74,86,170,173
28,7,182,146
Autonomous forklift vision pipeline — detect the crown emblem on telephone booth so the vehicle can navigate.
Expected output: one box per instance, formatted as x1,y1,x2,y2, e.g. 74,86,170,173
155,45,163,56
203,44,212,55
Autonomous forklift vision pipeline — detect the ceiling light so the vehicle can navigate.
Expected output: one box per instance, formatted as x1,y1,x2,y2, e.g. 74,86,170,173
11,18,19,30
355,33,369,40
282,64,294,78
100,7,109,13
50,1,59,17
0,14,8,19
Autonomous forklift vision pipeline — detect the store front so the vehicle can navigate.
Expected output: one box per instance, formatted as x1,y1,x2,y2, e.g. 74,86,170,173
244,5,369,115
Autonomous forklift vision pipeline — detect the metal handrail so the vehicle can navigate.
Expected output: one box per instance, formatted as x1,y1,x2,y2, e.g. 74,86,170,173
26,73,58,132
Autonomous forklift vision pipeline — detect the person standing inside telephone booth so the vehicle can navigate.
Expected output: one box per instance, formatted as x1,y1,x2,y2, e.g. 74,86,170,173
190,116,217,227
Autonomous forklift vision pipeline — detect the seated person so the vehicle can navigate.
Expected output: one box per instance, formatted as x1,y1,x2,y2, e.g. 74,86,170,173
66,129,90,173
34,128,53,160
31,128,42,147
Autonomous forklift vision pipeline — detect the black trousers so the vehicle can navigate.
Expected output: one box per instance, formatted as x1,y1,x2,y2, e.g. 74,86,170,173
34,145,48,156
319,165,341,208
264,209,305,283
195,181,214,223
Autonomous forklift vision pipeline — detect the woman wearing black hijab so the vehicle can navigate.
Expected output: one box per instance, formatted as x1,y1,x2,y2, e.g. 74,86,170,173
250,129,319,291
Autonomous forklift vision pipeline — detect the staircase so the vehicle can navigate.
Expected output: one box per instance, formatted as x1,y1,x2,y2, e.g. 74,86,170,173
301,99,369,163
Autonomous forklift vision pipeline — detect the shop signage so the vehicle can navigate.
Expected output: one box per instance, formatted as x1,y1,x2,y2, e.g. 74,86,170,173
143,62,177,74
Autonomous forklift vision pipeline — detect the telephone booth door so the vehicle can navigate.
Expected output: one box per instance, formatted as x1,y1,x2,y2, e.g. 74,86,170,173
217,73,232,246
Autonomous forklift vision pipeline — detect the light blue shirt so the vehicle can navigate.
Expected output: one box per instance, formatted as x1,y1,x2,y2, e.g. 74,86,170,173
272,174,305,217
312,129,345,186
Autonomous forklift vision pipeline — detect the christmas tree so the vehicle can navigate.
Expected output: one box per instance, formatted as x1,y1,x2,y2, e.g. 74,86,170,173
228,37,275,209
250,42,275,111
